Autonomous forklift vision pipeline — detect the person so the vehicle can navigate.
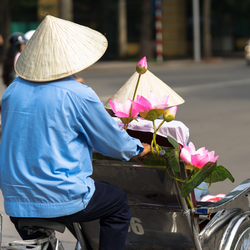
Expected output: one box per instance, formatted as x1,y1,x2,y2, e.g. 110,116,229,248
24,29,36,41
194,182,210,201
0,15,151,250
0,34,4,62
2,32,27,87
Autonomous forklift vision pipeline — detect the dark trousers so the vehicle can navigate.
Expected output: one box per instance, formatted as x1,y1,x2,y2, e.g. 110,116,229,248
10,181,131,250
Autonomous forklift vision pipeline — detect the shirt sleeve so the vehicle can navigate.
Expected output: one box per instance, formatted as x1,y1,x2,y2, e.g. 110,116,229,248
77,89,144,161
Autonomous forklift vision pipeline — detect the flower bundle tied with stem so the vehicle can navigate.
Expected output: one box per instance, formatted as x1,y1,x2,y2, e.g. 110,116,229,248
110,56,178,156
110,56,148,130
125,56,148,130
161,137,235,208
110,57,235,209
131,92,177,156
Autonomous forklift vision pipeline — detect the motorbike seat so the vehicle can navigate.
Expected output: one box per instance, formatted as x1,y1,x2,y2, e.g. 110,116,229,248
18,218,66,233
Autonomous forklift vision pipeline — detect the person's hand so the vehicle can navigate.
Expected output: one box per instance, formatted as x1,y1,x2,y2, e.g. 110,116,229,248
132,143,151,163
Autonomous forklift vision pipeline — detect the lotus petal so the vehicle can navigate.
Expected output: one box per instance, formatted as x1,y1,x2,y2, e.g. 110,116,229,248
180,148,192,164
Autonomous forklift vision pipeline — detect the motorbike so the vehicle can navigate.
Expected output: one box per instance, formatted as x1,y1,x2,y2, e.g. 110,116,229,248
1,121,250,250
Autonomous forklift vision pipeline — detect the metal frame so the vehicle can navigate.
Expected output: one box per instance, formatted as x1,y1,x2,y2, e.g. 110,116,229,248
1,155,250,250
219,211,250,250
197,179,250,250
90,153,250,250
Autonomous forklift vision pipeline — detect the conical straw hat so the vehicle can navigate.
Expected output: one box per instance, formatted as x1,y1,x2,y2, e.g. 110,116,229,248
15,15,108,82
105,70,185,109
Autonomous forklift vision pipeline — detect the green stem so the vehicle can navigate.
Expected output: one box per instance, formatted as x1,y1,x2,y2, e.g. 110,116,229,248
167,164,194,209
152,121,159,155
125,75,141,131
132,75,141,101
166,167,186,183
196,174,212,191
166,166,192,183
151,139,155,155
187,170,194,181
155,120,165,134
124,112,132,131
186,197,194,209
151,120,164,155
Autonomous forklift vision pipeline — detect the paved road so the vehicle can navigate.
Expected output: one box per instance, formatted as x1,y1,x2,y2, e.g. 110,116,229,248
0,58,250,248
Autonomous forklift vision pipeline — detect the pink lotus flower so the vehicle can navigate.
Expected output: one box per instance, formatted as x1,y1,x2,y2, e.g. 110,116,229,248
110,98,139,126
136,56,148,75
132,92,169,121
180,142,219,170
163,106,177,122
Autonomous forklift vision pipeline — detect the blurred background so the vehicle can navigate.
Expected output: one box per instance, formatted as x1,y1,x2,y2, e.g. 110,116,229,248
0,0,250,248
1,0,250,62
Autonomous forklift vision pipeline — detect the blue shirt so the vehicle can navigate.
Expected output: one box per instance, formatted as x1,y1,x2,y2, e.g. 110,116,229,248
0,76,143,218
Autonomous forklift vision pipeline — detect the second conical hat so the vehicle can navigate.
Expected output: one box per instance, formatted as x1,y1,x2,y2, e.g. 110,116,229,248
15,15,108,82
105,70,185,109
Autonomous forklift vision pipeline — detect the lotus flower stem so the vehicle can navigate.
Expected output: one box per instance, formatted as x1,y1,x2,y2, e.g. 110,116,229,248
154,120,165,134
153,121,157,148
151,120,164,156
166,164,194,209
152,121,159,155
124,106,133,131
166,168,186,183
186,197,194,209
125,75,142,131
196,174,212,191
196,185,211,191
124,123,128,131
166,166,192,183
150,139,155,155
132,75,141,102
187,170,194,181
176,175,194,210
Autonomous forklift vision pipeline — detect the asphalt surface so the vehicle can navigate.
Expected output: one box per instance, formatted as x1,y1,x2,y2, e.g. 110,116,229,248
0,58,250,248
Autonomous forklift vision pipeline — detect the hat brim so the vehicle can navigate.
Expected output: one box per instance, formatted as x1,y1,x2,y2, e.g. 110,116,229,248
15,15,108,82
105,70,185,109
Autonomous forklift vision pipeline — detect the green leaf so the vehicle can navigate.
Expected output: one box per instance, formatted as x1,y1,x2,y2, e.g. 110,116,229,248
144,156,167,167
167,136,180,148
203,165,234,183
162,147,172,158
168,147,180,173
181,162,217,198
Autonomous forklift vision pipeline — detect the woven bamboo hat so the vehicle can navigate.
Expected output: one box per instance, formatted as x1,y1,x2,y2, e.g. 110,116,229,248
15,15,108,82
105,70,185,109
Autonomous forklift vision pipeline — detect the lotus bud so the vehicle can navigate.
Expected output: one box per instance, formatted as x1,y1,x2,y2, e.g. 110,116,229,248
163,106,177,122
136,56,148,75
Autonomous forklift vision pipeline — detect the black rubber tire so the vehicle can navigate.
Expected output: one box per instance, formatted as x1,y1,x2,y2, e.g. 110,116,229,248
230,219,250,250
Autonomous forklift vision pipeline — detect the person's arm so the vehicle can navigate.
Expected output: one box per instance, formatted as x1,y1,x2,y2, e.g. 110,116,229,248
131,143,151,163
77,89,148,161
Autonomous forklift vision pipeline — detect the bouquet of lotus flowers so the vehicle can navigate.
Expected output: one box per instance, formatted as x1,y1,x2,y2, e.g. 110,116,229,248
110,56,234,207
110,57,177,155
166,137,234,201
